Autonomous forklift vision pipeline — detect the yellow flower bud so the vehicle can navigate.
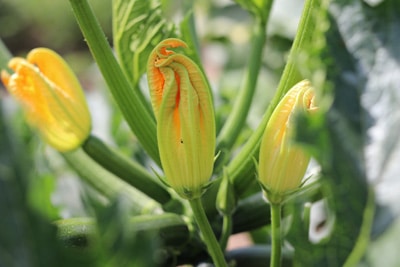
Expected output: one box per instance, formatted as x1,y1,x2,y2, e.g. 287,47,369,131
147,38,216,199
1,48,91,152
258,80,317,204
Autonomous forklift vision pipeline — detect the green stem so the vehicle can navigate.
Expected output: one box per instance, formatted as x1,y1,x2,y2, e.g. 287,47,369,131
0,39,12,70
62,148,162,215
229,0,322,197
55,213,190,252
215,14,269,167
82,135,171,204
219,214,233,251
270,203,282,267
343,187,375,267
68,0,160,165
189,198,228,267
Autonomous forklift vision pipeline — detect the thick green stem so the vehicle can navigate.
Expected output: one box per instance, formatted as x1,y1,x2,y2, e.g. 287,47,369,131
343,187,375,267
82,135,171,204
189,198,228,267
55,213,190,254
229,0,322,197
270,203,282,267
68,0,160,165
219,214,233,251
215,15,268,168
62,148,162,215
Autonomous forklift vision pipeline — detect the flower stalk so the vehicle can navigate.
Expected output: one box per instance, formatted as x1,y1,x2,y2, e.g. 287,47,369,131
82,135,172,205
63,148,162,215
216,0,274,163
189,198,228,267
270,203,282,267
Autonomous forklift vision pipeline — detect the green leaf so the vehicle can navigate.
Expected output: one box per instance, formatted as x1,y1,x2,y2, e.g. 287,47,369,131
113,0,175,85
0,100,69,267
28,174,60,220
288,0,400,265
333,0,400,217
86,197,190,267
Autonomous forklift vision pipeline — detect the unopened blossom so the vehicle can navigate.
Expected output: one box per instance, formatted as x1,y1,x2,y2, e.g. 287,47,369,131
258,80,318,204
147,38,216,199
1,48,91,152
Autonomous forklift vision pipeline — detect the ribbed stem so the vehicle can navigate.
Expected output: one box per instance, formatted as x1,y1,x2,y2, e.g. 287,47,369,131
189,198,228,267
215,15,268,170
62,148,161,215
82,135,171,204
270,203,282,267
219,214,233,251
68,0,160,165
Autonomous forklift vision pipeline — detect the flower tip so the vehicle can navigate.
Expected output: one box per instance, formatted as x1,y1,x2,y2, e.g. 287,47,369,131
26,47,56,64
160,38,188,50
155,38,188,59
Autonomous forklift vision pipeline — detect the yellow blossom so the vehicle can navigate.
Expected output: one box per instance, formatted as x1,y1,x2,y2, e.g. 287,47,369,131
258,80,318,204
147,38,216,199
1,48,91,152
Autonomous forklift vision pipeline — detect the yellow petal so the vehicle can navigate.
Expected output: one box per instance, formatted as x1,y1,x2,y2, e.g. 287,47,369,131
147,38,215,199
27,48,87,105
259,80,317,203
2,49,91,152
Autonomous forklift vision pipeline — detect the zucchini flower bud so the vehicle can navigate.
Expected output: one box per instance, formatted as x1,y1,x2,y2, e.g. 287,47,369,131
258,80,318,204
1,48,91,152
147,38,216,199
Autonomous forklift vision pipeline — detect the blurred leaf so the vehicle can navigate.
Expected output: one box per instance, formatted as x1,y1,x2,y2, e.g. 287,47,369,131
362,217,400,266
233,0,272,22
28,173,60,220
0,103,65,266
112,0,175,85
288,0,400,265
87,196,190,267
331,0,400,216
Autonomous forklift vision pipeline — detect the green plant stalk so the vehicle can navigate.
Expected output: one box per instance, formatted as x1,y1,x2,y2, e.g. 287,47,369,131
189,198,228,267
180,1,202,68
0,39,12,70
62,148,162,215
82,135,171,204
215,16,268,164
219,214,233,251
55,213,190,253
343,187,375,267
270,203,282,267
229,0,321,197
68,0,160,165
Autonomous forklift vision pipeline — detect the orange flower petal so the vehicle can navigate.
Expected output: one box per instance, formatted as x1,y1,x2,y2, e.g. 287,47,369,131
147,38,215,198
